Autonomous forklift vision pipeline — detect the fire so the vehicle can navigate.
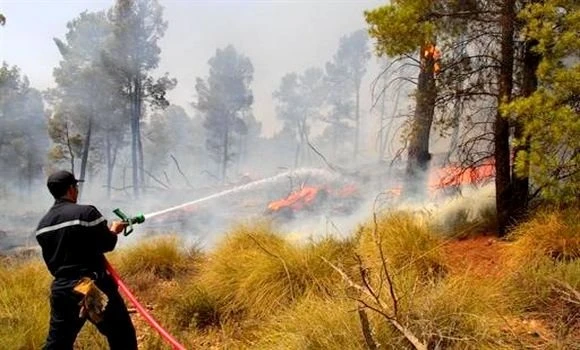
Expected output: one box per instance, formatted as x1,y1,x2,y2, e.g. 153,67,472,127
423,43,441,74
430,160,495,191
267,186,321,212
267,183,361,215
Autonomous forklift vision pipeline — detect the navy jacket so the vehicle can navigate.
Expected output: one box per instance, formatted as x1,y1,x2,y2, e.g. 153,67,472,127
36,199,117,279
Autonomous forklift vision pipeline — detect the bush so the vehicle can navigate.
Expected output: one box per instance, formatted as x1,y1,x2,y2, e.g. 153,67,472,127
408,275,507,349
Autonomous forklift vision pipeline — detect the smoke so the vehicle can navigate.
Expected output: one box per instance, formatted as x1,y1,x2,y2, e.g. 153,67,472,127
1,1,499,255
429,184,496,235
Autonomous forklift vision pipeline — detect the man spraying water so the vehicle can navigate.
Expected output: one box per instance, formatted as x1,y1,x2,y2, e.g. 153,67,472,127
35,170,137,350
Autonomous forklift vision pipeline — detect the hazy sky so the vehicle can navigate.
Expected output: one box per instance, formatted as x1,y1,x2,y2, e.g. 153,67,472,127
0,0,385,136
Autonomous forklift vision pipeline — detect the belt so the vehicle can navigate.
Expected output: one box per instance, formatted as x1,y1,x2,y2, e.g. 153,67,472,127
55,270,109,281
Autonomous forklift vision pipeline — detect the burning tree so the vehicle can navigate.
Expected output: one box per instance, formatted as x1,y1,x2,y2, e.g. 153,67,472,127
366,2,445,200
364,0,577,233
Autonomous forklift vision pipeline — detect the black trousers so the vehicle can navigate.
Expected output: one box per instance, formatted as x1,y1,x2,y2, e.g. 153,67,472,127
43,275,137,350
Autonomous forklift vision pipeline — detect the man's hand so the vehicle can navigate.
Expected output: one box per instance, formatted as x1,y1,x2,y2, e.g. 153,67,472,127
109,220,128,235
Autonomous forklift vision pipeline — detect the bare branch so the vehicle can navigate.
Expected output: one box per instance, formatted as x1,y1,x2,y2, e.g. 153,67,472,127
170,154,193,189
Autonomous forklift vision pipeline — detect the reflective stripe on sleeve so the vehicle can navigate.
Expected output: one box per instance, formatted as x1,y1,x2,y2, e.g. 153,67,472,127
36,217,106,236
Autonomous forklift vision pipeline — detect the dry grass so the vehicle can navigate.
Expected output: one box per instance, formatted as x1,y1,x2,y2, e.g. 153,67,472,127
112,235,202,280
507,208,580,263
430,185,497,239
250,295,390,350
357,211,447,284
198,223,358,321
0,261,51,350
503,208,580,347
1,208,579,349
406,275,508,349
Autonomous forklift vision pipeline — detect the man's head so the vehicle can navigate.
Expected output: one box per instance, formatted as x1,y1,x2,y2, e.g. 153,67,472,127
47,170,83,201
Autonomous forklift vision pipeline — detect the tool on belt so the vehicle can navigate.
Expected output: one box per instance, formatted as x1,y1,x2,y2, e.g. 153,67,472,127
73,277,108,323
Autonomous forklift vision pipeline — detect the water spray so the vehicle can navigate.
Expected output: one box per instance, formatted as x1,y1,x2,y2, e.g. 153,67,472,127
105,168,335,349
143,168,335,220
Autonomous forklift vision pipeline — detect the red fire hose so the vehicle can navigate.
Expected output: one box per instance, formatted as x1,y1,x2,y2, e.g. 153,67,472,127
104,259,187,350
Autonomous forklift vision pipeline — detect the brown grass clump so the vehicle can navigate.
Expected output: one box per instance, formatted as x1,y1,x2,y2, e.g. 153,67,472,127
198,223,358,321
357,211,447,284
112,235,201,281
158,282,220,331
407,275,508,349
504,209,580,346
507,208,580,263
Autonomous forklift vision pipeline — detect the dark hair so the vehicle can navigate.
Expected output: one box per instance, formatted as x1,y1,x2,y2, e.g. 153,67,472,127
48,182,72,199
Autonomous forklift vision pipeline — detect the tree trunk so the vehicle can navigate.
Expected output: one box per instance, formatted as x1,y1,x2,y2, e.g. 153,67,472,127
495,0,516,235
405,44,437,199
78,116,92,199
447,33,467,163
106,132,112,198
106,129,119,199
511,38,540,219
221,121,230,183
331,125,338,161
354,80,361,161
130,80,139,198
378,75,386,163
65,121,75,174
136,77,145,194
298,119,307,166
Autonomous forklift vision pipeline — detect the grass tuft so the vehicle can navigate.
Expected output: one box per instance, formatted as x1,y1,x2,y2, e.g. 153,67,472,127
113,235,201,280
357,211,447,283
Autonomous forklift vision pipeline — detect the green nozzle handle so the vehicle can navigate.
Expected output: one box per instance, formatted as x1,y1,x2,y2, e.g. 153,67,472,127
113,208,145,236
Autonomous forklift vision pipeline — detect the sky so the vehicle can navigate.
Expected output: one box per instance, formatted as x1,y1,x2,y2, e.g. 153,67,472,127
0,0,385,136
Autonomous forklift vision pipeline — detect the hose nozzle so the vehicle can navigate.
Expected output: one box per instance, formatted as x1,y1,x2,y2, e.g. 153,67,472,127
113,208,145,236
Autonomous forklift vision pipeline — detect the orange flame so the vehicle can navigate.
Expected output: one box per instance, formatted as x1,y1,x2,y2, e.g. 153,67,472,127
268,186,320,212
423,43,441,74
429,160,495,190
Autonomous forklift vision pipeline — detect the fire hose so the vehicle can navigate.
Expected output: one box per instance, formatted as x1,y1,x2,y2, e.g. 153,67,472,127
107,208,187,350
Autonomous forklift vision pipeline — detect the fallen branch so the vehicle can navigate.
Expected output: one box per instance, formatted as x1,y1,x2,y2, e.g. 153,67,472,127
143,169,170,189
358,307,378,350
321,257,427,350
552,279,580,305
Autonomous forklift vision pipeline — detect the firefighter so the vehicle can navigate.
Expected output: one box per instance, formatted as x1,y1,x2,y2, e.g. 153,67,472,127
35,170,137,350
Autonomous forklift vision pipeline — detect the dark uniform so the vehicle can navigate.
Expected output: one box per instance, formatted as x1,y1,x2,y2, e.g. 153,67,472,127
36,198,137,350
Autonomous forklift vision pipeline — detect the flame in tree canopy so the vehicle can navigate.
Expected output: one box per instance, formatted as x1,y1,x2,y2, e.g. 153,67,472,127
423,43,441,74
